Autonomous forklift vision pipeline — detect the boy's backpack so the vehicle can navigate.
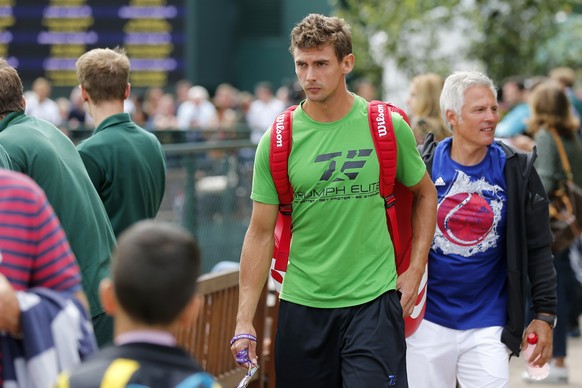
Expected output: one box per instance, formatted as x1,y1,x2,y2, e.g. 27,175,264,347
268,100,427,337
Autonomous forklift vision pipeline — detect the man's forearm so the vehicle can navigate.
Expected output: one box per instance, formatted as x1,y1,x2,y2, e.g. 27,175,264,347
236,231,273,327
409,174,437,272
0,274,20,334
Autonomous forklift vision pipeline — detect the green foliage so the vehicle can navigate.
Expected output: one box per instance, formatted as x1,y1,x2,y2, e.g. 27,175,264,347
333,0,461,81
535,14,582,70
332,0,581,85
469,0,578,82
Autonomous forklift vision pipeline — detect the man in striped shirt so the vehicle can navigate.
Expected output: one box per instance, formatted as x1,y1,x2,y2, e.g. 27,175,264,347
0,168,92,385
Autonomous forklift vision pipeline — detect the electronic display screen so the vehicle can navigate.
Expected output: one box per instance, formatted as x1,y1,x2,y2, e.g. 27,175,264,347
0,0,185,89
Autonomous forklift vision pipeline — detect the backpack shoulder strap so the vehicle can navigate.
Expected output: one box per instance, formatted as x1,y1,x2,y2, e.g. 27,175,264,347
368,100,398,201
269,105,297,213
368,100,411,256
269,105,297,288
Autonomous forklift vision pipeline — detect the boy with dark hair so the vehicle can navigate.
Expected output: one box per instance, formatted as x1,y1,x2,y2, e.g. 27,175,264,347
55,220,221,388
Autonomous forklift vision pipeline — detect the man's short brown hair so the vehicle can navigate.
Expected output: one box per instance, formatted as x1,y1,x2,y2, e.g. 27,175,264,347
289,14,352,62
0,58,25,114
76,47,130,104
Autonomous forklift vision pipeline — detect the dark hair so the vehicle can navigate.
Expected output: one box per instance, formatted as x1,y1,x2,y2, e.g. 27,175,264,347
289,13,352,62
0,58,25,114
112,220,201,325
501,75,526,91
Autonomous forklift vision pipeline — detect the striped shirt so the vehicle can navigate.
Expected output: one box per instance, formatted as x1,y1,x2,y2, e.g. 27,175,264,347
0,169,82,385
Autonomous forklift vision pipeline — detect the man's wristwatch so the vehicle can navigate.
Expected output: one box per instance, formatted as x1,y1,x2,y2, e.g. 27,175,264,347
534,313,557,329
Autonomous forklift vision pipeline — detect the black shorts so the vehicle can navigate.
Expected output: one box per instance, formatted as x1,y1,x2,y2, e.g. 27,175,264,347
274,290,408,388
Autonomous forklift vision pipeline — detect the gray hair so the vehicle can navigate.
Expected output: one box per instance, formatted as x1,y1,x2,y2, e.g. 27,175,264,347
440,71,497,131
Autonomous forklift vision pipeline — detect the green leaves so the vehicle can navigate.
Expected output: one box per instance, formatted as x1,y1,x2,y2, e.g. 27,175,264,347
334,0,580,84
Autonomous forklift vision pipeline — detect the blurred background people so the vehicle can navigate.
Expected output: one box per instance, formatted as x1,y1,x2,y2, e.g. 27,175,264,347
524,79,582,384
67,86,92,130
150,93,179,131
25,77,62,127
246,81,285,144
406,73,449,144
549,66,582,120
177,85,218,132
352,77,379,101
496,76,530,138
213,83,240,139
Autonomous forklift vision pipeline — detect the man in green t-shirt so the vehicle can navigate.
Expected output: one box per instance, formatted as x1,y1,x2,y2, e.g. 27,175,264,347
230,13,437,387
75,47,166,238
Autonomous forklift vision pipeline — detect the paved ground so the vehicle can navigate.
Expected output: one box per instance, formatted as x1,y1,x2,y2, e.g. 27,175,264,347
509,330,582,387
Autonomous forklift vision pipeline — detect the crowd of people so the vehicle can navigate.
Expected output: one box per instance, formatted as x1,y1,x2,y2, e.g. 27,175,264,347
1,9,582,388
23,73,307,147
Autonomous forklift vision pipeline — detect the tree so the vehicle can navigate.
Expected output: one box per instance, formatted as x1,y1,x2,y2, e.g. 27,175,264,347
333,0,579,84
335,0,461,85
535,13,582,71
469,0,578,82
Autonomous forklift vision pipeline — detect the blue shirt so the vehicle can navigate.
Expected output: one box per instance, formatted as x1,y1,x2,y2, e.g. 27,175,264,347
426,138,508,329
495,103,530,138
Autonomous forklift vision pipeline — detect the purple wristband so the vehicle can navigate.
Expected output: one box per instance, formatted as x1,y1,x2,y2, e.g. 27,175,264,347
230,333,258,346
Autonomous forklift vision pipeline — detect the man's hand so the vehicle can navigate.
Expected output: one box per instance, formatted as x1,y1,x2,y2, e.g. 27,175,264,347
396,264,425,317
522,319,553,366
0,274,21,335
230,326,259,369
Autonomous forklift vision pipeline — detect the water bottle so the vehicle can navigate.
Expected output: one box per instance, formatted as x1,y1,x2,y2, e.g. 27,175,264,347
523,333,550,380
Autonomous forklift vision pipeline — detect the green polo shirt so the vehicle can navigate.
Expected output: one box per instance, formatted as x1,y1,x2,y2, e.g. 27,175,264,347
0,144,12,169
0,111,116,319
77,113,166,237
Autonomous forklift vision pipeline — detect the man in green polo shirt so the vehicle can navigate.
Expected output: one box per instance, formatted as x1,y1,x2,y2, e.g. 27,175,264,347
0,58,116,346
75,47,166,238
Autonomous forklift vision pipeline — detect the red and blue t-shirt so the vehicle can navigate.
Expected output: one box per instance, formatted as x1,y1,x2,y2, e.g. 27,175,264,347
426,138,508,329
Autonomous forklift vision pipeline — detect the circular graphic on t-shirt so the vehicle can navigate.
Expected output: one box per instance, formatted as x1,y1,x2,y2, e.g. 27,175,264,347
437,192,494,246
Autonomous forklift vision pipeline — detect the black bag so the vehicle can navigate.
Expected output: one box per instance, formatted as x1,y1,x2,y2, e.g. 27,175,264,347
548,130,582,253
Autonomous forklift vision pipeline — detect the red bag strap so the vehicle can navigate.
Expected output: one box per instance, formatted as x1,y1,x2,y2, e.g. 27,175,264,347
368,100,410,255
269,105,297,214
368,101,397,200
269,106,297,281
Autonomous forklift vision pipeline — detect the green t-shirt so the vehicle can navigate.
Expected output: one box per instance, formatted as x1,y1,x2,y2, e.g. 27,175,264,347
0,144,13,169
252,95,426,308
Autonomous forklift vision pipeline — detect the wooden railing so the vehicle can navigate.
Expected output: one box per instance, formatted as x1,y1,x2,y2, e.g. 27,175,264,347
173,268,269,388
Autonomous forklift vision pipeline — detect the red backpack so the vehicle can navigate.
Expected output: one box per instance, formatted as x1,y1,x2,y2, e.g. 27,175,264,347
268,100,427,337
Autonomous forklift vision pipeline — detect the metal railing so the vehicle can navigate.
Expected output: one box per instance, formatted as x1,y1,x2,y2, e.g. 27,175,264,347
158,139,256,274
66,126,256,274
